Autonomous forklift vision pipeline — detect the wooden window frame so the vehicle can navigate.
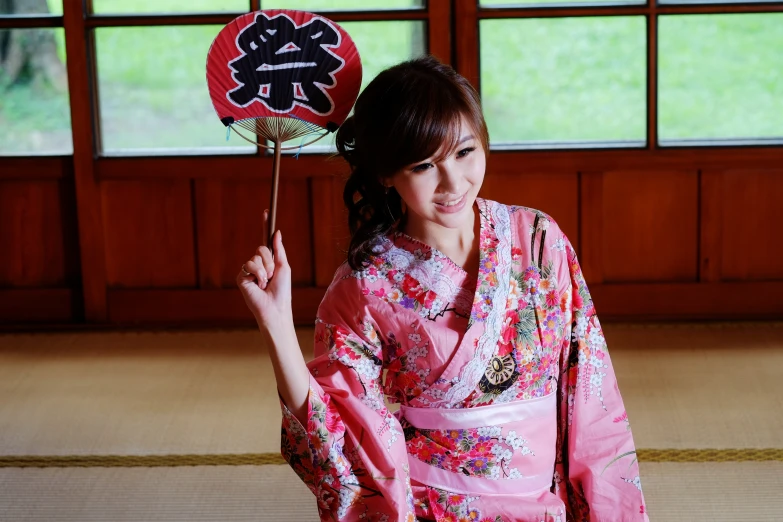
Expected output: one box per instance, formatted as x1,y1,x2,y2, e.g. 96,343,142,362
457,0,783,151
2,1,783,326
0,1,452,323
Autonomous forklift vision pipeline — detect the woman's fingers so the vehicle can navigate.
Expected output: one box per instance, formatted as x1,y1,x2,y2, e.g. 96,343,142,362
273,230,288,271
238,207,280,293
257,209,277,279
261,209,269,247
243,257,269,287
256,244,275,280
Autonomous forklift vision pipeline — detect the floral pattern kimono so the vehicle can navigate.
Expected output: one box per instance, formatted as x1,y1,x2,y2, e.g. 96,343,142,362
280,197,649,522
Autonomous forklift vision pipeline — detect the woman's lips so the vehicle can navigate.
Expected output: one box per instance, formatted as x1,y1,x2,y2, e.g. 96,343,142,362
434,193,467,213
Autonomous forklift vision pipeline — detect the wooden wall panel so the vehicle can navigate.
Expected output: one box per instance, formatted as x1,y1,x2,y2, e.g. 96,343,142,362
312,174,350,287
2,162,783,325
0,289,74,324
219,178,313,287
699,170,722,282
194,179,222,289
97,154,344,181
590,281,783,320
719,170,783,281
600,171,699,283
108,287,326,326
580,171,603,284
479,172,579,249
95,148,783,181
0,180,76,287
103,281,783,325
0,157,69,180
101,180,196,288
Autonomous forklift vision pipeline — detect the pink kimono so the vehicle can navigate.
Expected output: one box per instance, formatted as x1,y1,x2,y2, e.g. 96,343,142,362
280,198,649,522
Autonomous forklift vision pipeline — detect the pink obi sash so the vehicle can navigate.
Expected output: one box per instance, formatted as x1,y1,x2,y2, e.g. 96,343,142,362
397,392,557,496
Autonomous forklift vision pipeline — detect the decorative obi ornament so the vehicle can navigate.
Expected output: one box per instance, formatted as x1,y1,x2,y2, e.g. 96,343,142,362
396,393,557,496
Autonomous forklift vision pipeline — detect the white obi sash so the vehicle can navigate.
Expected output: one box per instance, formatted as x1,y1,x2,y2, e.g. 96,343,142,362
397,393,557,496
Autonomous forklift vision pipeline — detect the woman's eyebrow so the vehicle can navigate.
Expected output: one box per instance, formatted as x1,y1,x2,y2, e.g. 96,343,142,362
410,135,477,167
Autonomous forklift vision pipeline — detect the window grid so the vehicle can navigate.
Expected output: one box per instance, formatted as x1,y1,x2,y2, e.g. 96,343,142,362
2,1,783,153
465,0,783,149
75,1,429,157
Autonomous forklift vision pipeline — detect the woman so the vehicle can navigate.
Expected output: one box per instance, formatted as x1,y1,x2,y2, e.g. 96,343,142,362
238,55,649,522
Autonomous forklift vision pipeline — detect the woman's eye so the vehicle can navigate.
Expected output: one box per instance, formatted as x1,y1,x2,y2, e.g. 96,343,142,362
412,163,433,173
457,147,476,158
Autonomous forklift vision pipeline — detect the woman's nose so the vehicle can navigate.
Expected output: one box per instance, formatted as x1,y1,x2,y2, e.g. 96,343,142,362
438,164,464,194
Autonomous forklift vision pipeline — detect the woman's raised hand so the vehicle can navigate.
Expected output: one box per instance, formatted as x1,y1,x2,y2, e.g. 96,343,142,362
237,211,308,422
237,209,293,334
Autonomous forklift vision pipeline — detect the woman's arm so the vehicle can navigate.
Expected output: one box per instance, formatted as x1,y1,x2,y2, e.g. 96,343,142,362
238,214,415,520
279,291,416,521
235,209,310,426
261,321,310,426
555,234,649,521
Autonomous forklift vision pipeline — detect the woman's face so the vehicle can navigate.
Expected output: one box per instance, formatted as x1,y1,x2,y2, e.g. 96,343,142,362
388,114,486,233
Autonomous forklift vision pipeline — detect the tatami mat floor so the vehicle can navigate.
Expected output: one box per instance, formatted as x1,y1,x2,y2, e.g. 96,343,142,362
1,322,781,521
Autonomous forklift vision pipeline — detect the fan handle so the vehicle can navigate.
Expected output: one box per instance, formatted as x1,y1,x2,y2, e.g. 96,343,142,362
267,139,281,255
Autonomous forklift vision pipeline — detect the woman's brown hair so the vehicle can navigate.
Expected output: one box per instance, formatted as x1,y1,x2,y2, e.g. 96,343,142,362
335,54,489,271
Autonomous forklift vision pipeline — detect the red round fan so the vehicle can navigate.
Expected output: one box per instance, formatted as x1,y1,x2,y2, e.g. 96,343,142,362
206,9,362,246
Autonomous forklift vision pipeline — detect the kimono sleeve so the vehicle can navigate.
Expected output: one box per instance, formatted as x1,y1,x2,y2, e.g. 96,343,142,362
279,277,416,522
554,235,650,521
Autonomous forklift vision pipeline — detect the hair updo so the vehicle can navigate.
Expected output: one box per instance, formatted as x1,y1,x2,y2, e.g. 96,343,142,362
334,54,489,271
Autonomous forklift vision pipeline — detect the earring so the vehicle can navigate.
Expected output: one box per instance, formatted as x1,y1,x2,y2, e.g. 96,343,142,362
384,186,390,195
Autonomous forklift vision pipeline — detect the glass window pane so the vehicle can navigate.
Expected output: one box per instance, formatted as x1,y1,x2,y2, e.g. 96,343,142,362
480,17,646,146
92,0,248,14
332,21,426,106
659,14,783,143
278,20,426,153
0,28,72,155
95,26,255,154
261,0,424,9
48,0,62,15
0,0,62,15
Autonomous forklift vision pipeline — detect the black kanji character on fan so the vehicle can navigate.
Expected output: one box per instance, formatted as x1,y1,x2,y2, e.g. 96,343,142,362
227,13,343,115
